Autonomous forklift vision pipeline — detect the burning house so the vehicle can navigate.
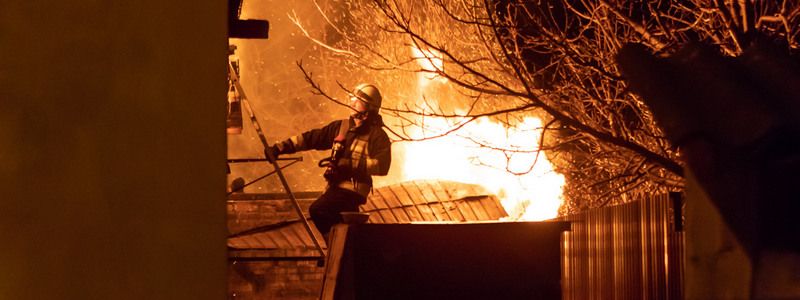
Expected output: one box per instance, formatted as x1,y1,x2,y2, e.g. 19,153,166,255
226,1,688,299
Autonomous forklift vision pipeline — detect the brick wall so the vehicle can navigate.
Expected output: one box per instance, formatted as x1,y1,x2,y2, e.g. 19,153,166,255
227,193,320,234
229,260,323,300
228,193,325,299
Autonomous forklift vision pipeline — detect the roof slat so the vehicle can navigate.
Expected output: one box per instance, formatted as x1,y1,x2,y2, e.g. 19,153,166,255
227,180,511,256
391,208,411,223
479,196,506,220
290,221,314,247
455,201,478,221
401,182,436,221
281,225,304,247
418,181,456,221
403,181,428,204
251,233,277,249
377,209,397,223
367,191,388,209
361,195,378,211
427,180,453,203
416,180,439,203
403,206,424,222
367,189,397,223
388,184,415,207
416,204,437,221
377,187,413,222
443,200,465,221
467,199,491,220
227,237,247,249
428,202,450,221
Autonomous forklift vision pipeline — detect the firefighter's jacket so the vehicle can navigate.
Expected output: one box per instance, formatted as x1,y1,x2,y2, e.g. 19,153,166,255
273,115,391,197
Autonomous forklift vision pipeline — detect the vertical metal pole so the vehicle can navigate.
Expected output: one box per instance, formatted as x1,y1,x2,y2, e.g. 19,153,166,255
228,62,326,258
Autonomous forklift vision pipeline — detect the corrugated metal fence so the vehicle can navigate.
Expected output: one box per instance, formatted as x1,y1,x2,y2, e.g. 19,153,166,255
560,193,684,300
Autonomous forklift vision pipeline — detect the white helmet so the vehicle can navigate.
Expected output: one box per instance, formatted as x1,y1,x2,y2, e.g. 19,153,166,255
351,83,382,112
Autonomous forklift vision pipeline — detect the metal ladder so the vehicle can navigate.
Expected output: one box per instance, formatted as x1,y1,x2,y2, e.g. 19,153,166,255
227,59,326,259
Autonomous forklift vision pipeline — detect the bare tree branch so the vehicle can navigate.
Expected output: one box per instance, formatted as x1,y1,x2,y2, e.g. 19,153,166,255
288,0,795,212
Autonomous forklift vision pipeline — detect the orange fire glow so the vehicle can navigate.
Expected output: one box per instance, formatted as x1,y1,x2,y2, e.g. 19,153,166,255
397,46,565,221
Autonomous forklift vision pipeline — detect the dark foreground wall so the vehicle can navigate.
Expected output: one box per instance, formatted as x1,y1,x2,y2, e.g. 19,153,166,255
0,1,226,299
326,222,570,300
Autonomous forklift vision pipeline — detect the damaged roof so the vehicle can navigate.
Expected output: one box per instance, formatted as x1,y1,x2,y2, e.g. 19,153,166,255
228,180,508,259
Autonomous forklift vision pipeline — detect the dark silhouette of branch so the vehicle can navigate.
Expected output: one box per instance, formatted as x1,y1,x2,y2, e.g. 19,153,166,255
289,0,795,211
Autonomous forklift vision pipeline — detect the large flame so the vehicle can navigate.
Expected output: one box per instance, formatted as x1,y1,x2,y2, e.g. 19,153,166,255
410,46,445,86
398,46,565,221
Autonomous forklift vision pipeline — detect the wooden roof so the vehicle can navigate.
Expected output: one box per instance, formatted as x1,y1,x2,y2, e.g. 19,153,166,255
227,180,508,259
361,180,507,223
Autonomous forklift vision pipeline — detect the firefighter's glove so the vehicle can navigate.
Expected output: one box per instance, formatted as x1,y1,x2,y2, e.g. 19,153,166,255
323,159,353,183
336,158,355,179
264,144,281,163
323,165,338,182
336,158,352,169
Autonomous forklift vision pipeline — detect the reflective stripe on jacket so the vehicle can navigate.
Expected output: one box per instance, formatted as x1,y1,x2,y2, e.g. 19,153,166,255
274,116,391,196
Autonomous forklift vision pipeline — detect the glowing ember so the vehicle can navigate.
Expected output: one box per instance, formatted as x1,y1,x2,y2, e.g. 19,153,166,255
397,46,565,221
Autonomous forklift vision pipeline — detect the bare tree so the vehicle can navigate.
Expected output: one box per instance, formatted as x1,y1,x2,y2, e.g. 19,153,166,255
291,0,800,213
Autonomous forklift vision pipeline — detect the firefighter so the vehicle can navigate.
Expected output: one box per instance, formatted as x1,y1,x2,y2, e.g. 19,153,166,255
267,83,392,236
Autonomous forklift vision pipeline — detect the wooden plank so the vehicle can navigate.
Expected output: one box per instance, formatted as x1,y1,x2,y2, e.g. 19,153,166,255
251,233,277,249
479,196,506,220
415,204,437,221
428,202,450,221
227,192,323,201
363,207,386,223
281,225,305,248
373,189,405,223
442,180,475,200
477,198,501,220
411,180,451,221
388,184,415,207
320,225,349,300
277,227,299,247
403,181,428,204
431,181,453,202
226,248,322,259
416,180,440,203
467,183,491,197
227,237,247,249
377,209,397,223
467,198,491,220
370,192,394,223
376,187,403,208
401,182,436,221
403,206,424,222
248,236,266,248
391,208,412,223
235,236,258,249
434,180,456,200
376,187,412,222
368,192,389,209
361,195,378,211
394,186,424,222
290,222,314,247
442,200,465,221
455,200,478,221
270,230,292,249
491,195,509,218
419,180,456,221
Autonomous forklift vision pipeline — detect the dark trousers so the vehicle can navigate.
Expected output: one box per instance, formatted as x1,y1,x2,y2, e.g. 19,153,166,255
309,187,366,236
